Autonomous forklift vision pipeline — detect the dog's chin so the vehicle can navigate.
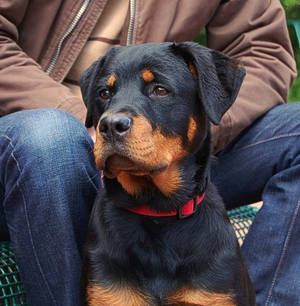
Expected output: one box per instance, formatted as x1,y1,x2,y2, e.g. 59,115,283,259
103,154,136,178
103,154,168,179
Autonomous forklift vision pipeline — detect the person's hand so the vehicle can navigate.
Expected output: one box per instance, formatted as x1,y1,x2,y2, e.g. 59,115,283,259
87,127,96,143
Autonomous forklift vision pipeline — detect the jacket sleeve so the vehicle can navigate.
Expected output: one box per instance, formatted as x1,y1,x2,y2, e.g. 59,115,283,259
207,0,297,153
0,1,86,123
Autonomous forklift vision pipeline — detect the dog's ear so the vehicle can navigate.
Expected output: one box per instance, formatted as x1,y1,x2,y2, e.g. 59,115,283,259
80,57,106,127
171,42,246,124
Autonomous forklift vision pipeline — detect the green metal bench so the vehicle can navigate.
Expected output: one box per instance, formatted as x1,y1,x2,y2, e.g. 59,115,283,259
0,242,27,305
228,205,259,245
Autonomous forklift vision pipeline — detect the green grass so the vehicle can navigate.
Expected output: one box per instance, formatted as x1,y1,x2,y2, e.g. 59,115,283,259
280,0,299,102
288,45,299,102
287,20,300,102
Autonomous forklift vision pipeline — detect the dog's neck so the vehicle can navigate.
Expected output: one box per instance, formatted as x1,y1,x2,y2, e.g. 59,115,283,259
124,192,206,218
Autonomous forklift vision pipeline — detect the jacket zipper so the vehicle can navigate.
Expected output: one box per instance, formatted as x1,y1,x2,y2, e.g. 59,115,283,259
46,0,135,74
126,0,136,46
46,0,91,75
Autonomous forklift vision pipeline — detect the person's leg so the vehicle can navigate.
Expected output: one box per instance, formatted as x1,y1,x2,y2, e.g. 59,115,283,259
211,102,300,306
0,109,100,306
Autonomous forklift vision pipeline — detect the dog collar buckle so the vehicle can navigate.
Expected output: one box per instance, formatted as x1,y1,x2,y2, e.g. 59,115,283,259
178,195,204,219
178,197,197,219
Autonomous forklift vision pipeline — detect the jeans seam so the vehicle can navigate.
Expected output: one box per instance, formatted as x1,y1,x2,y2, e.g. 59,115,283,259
265,200,300,306
224,132,300,155
83,167,100,192
4,135,58,305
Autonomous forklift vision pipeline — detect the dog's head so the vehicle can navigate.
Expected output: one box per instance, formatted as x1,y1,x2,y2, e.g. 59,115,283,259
80,42,245,198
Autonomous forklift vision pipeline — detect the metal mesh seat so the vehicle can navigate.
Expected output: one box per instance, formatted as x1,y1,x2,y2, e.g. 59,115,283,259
0,241,27,306
228,205,259,245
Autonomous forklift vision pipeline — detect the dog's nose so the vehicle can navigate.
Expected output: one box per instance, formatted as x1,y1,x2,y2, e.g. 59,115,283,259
99,115,132,139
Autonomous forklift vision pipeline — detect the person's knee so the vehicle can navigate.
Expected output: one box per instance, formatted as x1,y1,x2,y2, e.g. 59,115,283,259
267,102,300,126
7,109,93,167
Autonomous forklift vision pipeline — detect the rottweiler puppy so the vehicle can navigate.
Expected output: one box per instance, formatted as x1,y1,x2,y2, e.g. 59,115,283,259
80,42,255,306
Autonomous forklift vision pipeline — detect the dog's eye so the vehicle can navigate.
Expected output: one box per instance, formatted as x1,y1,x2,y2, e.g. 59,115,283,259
153,86,169,97
99,89,113,100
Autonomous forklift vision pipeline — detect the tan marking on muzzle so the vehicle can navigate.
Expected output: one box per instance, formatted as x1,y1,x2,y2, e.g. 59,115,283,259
126,116,186,168
117,173,154,196
93,123,105,170
142,69,155,83
151,163,183,196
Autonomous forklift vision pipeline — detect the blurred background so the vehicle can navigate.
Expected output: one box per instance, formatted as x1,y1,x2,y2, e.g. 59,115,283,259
195,0,300,102
282,0,299,102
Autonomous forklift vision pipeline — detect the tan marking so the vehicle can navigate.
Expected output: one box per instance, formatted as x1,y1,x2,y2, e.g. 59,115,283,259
117,164,182,197
151,163,183,196
127,116,186,169
107,75,116,87
188,63,197,80
87,284,152,306
187,117,197,143
94,123,105,170
117,173,154,196
142,69,155,83
165,287,236,306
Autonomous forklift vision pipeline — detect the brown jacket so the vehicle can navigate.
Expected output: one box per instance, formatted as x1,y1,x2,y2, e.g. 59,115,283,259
0,0,296,152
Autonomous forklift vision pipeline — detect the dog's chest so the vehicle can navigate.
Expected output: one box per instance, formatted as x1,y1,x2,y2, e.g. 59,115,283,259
99,216,210,295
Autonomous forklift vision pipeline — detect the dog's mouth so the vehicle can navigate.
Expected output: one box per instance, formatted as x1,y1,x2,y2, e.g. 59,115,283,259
103,154,168,178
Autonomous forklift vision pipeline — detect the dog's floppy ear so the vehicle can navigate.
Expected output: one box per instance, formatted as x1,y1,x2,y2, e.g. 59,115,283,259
80,57,106,127
171,42,246,124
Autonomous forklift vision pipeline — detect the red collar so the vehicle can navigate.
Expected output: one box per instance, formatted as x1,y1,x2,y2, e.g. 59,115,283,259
125,193,205,219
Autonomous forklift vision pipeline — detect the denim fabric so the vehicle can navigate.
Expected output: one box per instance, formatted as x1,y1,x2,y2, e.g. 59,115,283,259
0,109,100,306
1,103,299,306
211,102,300,306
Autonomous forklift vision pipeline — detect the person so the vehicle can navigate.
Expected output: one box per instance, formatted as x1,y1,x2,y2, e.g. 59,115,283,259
0,0,298,305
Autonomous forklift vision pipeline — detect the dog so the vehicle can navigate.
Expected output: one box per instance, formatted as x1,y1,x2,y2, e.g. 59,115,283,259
80,42,255,306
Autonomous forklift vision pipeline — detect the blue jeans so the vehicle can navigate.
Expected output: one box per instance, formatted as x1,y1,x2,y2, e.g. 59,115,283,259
0,103,299,306
0,109,100,306
212,102,300,306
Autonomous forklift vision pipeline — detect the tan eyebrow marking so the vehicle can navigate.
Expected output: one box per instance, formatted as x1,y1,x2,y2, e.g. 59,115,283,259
142,69,155,82
107,75,116,87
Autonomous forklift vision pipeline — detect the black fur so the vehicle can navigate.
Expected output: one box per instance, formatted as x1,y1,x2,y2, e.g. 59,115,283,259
80,42,255,305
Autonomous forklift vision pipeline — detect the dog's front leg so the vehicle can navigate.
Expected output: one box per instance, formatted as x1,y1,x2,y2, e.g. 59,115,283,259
164,287,236,306
86,283,154,306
